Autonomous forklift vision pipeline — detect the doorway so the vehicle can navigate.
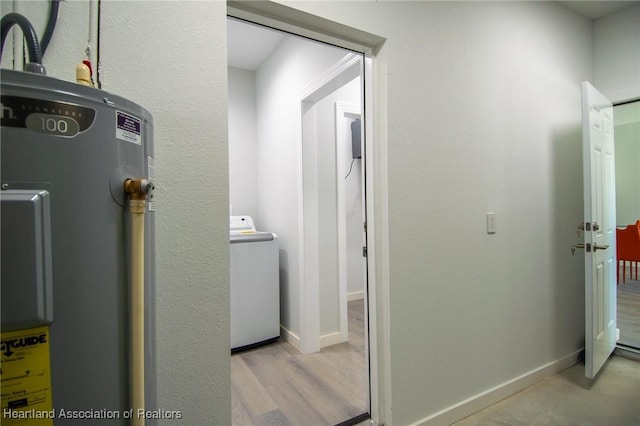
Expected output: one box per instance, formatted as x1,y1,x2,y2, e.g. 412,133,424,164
300,53,364,354
614,99,640,351
227,17,370,425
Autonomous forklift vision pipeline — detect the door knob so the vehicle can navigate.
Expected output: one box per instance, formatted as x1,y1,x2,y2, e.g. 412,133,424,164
571,243,608,255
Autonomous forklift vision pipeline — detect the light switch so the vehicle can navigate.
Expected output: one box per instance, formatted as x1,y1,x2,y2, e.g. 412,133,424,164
487,212,496,234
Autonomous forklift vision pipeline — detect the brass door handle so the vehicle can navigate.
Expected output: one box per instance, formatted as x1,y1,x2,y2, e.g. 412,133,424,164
571,243,609,255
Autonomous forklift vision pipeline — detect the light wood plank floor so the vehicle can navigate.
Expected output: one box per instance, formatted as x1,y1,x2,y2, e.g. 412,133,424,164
232,300,368,426
618,265,640,348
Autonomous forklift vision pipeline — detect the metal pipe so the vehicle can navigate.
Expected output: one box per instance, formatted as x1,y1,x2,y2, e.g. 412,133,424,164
124,178,153,426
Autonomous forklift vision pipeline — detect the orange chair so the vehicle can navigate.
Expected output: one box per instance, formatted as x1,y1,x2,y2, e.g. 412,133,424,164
616,220,640,283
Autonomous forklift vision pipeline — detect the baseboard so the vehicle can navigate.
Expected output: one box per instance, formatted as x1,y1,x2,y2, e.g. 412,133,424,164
348,290,365,301
411,349,582,426
615,345,640,361
281,326,349,350
320,330,348,348
280,326,300,351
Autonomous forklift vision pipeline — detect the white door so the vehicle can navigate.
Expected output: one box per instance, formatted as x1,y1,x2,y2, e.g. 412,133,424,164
581,82,617,379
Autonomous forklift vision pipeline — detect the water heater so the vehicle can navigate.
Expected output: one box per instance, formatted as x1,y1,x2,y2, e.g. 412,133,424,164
1,69,156,424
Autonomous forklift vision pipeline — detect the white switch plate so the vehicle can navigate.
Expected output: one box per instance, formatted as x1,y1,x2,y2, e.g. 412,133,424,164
487,212,496,234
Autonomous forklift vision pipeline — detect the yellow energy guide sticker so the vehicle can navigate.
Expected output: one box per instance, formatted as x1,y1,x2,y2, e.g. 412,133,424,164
1,326,53,425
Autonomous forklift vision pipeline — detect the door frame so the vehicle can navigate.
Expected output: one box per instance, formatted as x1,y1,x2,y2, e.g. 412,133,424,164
607,93,639,356
335,101,363,305
612,97,640,353
227,2,390,424
298,54,361,353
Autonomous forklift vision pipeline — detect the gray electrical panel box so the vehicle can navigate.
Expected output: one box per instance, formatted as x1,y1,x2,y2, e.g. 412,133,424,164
351,118,362,159
1,189,53,331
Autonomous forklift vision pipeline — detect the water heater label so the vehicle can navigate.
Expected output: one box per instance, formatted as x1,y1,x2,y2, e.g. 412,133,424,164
116,111,142,145
1,95,95,138
1,326,53,425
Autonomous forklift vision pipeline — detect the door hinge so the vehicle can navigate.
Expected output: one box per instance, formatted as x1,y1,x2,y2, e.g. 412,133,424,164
362,246,368,257
364,221,367,233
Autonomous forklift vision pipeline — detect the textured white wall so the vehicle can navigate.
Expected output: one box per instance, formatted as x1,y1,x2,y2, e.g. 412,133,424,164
594,4,640,102
98,2,230,424
228,67,259,221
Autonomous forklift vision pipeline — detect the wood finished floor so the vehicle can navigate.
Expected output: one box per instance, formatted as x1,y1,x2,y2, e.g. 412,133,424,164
231,272,639,425
618,265,640,348
231,300,368,426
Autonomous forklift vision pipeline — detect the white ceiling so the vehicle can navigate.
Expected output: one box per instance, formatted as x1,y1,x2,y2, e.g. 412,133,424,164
227,2,640,70
227,18,285,71
558,1,639,19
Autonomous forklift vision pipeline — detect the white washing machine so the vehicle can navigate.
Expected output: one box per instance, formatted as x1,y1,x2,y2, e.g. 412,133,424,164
230,216,280,352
